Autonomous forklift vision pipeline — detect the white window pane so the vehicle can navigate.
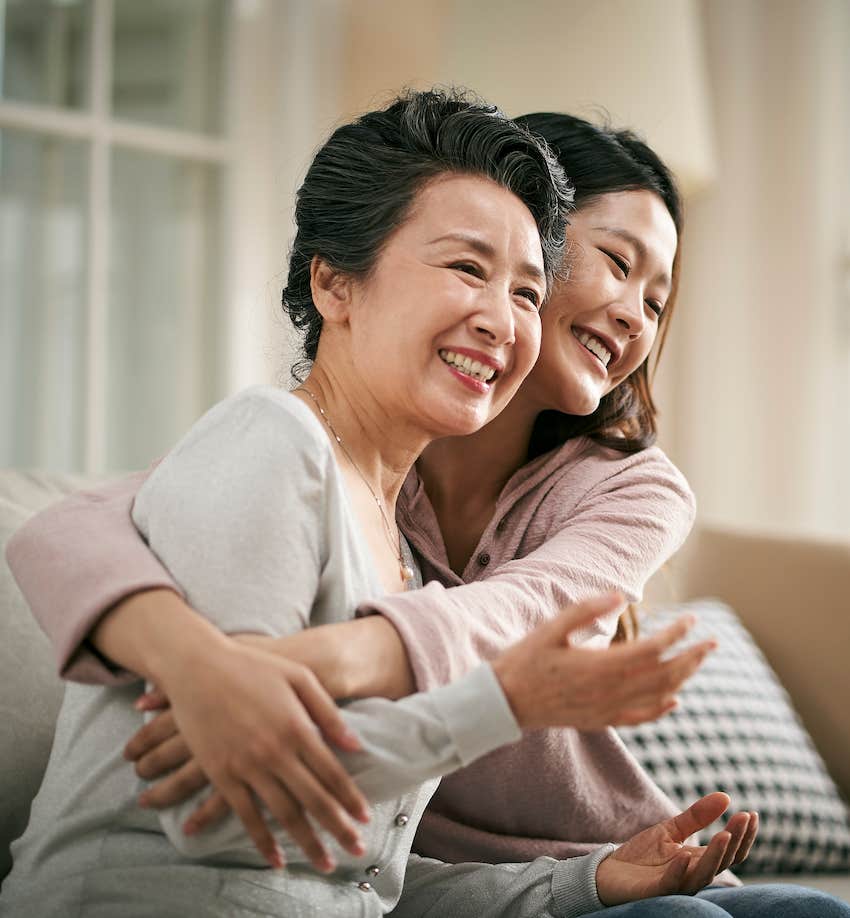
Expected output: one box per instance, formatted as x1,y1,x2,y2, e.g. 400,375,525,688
107,149,222,470
0,129,88,469
1,0,91,109
112,0,227,135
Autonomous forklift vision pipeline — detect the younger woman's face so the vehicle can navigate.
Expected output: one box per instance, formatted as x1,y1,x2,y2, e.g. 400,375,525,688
520,189,677,416
345,173,547,438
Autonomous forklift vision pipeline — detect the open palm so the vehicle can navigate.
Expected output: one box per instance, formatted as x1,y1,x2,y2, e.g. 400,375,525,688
596,792,759,906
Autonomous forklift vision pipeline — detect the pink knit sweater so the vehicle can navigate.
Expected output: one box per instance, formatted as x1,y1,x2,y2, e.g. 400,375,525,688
7,436,696,865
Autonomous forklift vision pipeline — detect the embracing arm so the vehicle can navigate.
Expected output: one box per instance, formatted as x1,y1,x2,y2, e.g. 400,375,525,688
4,467,179,684
5,466,412,696
362,447,697,692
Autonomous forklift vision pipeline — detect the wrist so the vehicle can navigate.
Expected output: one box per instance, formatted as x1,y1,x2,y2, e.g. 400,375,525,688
92,588,227,687
491,652,529,729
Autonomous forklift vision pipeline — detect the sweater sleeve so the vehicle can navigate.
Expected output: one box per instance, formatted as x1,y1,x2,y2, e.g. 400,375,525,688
5,466,181,685
393,846,615,918
360,448,696,691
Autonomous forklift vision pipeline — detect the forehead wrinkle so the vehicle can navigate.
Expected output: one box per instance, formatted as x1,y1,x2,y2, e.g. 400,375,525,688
427,231,545,285
592,225,672,292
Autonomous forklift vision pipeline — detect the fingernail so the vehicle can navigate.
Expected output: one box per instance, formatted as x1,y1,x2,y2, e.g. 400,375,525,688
183,819,197,836
138,793,150,808
268,847,285,870
357,808,371,824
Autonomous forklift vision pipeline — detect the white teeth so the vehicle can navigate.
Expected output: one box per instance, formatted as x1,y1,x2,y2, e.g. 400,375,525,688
571,329,612,367
438,349,497,382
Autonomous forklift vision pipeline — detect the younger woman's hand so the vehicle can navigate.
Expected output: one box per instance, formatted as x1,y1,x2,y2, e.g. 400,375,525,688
595,792,759,904
144,635,371,872
492,592,716,731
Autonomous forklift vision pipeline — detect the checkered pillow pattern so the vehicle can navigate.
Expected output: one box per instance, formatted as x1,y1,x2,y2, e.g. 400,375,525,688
617,600,850,874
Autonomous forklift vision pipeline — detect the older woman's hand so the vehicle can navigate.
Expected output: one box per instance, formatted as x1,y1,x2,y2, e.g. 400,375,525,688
595,792,759,904
491,592,716,730
133,634,370,873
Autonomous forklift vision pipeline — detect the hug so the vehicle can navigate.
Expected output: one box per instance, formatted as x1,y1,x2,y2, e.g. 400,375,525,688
3,89,847,918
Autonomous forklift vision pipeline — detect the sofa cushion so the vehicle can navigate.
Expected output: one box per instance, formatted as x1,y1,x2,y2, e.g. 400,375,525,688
0,470,88,882
618,600,850,875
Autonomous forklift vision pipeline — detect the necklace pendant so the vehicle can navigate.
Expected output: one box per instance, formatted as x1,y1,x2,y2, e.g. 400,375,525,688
400,563,415,585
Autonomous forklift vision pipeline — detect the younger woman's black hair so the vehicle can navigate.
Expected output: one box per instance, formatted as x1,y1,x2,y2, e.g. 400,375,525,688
283,88,574,382
514,112,683,458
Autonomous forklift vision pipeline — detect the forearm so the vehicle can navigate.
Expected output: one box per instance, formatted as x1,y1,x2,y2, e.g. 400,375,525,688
394,848,615,918
91,587,230,687
266,615,415,699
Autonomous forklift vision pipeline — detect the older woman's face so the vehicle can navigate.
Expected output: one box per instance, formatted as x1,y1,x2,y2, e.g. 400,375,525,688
347,173,546,438
521,190,677,416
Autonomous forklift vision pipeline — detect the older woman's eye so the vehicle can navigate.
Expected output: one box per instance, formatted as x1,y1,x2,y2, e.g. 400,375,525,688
451,262,483,277
602,250,630,279
516,288,541,310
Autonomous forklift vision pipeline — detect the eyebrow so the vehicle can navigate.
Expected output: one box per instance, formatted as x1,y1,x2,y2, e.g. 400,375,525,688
427,232,546,285
593,226,672,292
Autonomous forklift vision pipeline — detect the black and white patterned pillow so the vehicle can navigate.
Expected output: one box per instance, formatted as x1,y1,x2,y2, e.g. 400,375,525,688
618,599,850,874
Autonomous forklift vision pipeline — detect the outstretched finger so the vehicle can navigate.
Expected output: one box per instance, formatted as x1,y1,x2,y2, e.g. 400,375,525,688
250,772,334,873
125,709,180,761
275,750,365,856
718,812,750,872
681,830,730,894
198,781,282,869
623,640,716,704
560,592,625,646
613,696,679,727
621,615,699,668
290,667,363,753
298,724,370,826
669,792,730,843
733,811,759,866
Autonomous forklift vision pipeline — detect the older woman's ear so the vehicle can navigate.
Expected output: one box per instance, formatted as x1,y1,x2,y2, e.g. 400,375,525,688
310,255,353,325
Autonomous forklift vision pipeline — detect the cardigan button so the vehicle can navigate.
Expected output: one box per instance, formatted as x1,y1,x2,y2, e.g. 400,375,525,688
365,864,381,876
394,813,409,827
477,551,491,566
357,881,373,892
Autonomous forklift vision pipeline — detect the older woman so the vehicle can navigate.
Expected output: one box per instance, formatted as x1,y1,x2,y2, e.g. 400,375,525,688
1,90,738,918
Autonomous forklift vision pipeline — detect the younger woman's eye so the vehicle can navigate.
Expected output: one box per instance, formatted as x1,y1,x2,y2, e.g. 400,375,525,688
602,250,630,278
646,299,664,318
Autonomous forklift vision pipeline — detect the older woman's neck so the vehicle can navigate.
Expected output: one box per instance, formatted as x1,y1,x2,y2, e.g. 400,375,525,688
294,368,425,510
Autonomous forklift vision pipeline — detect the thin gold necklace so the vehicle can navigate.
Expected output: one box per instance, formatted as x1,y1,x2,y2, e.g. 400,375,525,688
297,386,415,588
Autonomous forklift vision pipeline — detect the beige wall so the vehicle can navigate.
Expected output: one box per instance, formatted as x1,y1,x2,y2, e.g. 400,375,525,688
272,0,849,538
654,0,850,537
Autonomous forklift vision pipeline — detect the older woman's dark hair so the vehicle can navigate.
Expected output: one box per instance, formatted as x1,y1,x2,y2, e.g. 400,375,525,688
283,89,573,380
514,112,684,458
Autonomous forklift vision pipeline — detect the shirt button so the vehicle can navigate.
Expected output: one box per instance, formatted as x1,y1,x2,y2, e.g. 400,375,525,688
366,865,380,876
394,813,409,827
357,881,373,892
477,551,490,566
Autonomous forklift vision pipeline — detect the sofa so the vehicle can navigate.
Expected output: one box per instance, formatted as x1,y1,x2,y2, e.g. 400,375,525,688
2,468,849,901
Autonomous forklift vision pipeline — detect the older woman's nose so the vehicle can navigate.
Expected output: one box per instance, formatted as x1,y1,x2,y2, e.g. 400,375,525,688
474,288,516,346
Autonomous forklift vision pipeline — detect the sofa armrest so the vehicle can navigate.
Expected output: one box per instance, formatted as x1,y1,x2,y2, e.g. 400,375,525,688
665,524,850,802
